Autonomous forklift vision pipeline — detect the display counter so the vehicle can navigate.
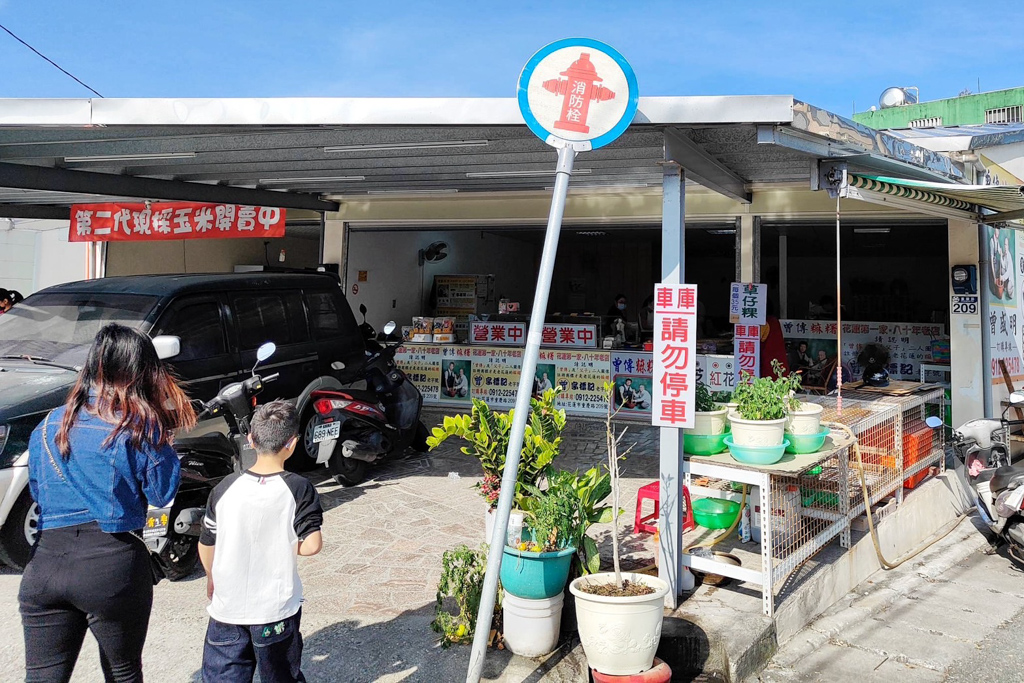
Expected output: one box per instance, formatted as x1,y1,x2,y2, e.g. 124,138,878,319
396,343,733,418
683,387,945,617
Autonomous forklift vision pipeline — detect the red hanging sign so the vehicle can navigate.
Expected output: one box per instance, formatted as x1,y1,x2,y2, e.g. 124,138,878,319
68,202,286,242
652,284,698,428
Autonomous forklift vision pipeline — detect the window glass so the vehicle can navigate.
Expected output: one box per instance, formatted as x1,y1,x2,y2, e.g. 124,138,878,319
306,291,342,338
156,300,226,362
233,292,307,350
0,293,158,367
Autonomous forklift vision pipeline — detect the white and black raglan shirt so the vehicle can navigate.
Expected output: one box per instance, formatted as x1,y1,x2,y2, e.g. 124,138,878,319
200,471,323,625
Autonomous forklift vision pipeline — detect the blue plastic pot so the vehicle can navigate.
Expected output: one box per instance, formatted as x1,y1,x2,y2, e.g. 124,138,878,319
500,545,577,599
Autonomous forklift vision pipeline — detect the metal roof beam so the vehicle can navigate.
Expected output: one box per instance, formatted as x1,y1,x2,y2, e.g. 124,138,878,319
0,163,338,211
988,207,1024,222
664,128,750,204
0,203,69,219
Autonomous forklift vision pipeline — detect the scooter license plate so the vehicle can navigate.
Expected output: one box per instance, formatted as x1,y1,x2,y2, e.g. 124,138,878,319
144,503,173,539
313,421,341,443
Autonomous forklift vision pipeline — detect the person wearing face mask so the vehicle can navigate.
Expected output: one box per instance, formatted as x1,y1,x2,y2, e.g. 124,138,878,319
607,294,628,320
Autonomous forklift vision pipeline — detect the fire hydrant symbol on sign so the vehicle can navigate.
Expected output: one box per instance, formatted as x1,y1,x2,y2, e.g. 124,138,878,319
542,53,616,134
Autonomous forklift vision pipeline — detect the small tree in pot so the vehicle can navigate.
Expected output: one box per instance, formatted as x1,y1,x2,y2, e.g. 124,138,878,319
728,360,792,447
569,383,669,676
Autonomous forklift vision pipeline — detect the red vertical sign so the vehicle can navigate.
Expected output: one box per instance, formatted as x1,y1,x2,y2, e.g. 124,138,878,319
652,284,698,428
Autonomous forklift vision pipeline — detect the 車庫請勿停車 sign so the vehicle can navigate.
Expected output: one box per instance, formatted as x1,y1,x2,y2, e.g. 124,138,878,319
652,284,698,428
69,202,286,242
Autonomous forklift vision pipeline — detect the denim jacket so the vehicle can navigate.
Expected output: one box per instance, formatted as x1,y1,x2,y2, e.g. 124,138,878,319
28,405,181,533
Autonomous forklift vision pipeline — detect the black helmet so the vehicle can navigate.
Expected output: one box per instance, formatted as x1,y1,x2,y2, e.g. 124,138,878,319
862,366,890,387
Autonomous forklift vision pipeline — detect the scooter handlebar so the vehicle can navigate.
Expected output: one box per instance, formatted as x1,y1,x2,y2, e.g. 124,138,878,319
262,372,280,383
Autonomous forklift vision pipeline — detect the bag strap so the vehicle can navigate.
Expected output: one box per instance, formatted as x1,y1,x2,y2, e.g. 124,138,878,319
40,414,67,483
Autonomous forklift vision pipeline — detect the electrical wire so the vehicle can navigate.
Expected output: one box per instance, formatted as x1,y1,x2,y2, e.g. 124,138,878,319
0,22,103,97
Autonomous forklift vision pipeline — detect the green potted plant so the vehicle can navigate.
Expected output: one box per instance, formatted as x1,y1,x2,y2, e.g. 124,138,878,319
728,360,791,447
430,544,492,648
685,383,729,436
783,371,823,435
499,482,577,657
570,384,669,676
427,388,566,543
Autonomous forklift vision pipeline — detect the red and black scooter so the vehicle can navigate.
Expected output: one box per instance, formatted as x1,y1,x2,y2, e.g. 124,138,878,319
303,315,428,486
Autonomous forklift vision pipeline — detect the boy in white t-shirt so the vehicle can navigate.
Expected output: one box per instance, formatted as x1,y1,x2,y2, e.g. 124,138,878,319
198,401,323,683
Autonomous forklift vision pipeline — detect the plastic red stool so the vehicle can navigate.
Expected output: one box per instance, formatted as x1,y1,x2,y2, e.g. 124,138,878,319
633,482,695,535
591,658,672,682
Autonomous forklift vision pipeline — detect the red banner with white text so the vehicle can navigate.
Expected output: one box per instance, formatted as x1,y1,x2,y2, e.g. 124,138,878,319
68,203,286,242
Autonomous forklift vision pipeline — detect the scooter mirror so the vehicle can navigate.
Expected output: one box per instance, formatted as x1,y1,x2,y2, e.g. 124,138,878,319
359,304,368,316
331,361,346,371
256,342,277,363
1011,391,1024,405
151,335,180,361
925,416,944,429
383,321,397,335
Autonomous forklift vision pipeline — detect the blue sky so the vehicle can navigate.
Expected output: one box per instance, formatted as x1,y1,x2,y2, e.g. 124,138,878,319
2,0,1023,118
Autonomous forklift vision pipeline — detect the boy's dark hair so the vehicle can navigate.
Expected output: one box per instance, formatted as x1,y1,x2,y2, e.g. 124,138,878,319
250,400,299,455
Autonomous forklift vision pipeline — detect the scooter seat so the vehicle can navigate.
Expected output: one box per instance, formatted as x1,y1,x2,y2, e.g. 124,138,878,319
175,433,235,458
990,463,1024,493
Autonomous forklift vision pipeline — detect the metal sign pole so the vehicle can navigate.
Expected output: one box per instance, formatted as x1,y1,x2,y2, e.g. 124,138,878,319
465,143,575,683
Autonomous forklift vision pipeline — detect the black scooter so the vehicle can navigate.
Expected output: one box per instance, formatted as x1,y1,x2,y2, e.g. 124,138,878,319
303,313,427,486
144,342,278,580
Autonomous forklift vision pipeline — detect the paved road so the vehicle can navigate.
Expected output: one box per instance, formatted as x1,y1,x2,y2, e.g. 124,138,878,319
758,516,1024,682
0,411,661,682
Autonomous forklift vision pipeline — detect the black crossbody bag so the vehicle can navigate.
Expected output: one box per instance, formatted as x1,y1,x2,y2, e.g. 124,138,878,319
39,414,165,585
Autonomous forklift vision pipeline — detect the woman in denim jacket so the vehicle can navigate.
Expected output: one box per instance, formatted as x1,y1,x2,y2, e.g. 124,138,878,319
19,323,196,683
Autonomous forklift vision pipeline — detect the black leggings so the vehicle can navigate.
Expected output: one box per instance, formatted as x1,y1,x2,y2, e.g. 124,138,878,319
19,522,154,683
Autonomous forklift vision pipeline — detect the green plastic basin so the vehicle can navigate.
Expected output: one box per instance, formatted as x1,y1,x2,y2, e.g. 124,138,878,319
785,428,831,454
691,498,741,530
684,432,729,456
723,435,789,465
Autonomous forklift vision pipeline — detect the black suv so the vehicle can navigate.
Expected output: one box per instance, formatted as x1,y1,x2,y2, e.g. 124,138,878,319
0,272,365,567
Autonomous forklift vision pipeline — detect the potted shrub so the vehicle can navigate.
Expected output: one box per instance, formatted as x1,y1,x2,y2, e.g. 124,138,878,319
570,383,669,676
427,388,566,542
430,544,492,648
784,371,823,436
499,483,577,657
728,360,791,448
685,383,729,436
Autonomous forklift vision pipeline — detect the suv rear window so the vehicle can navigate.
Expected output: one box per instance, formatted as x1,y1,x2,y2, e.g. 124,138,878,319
233,292,308,350
305,291,343,339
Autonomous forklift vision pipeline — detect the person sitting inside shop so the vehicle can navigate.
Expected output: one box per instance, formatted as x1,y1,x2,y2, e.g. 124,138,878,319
638,295,655,340
607,294,628,320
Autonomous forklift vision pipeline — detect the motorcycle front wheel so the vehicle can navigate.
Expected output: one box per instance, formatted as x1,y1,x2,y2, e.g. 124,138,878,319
157,531,200,581
327,455,368,487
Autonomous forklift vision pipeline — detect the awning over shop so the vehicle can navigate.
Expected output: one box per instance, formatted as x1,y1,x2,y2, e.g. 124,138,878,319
849,173,1024,221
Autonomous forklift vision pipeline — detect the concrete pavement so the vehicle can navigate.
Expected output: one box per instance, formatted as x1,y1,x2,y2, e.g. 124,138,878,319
0,411,661,682
756,514,1024,682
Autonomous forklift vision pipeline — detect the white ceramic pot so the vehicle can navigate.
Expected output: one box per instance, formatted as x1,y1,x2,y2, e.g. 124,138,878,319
683,406,728,436
570,572,669,676
485,508,496,545
786,402,824,435
725,402,740,419
728,414,788,447
502,592,564,657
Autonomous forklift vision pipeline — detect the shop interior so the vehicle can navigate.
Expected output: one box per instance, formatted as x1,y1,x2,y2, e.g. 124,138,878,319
761,219,950,325
345,223,738,343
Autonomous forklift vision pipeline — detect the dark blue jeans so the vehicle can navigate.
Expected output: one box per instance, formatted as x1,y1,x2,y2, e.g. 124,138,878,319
202,609,306,683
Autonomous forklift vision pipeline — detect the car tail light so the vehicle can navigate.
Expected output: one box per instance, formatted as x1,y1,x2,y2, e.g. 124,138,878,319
314,398,351,415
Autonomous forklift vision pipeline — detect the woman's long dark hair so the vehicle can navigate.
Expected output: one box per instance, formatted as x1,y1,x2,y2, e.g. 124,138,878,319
56,323,197,457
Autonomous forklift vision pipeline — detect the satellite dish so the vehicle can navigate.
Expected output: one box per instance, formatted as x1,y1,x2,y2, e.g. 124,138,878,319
419,241,449,265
